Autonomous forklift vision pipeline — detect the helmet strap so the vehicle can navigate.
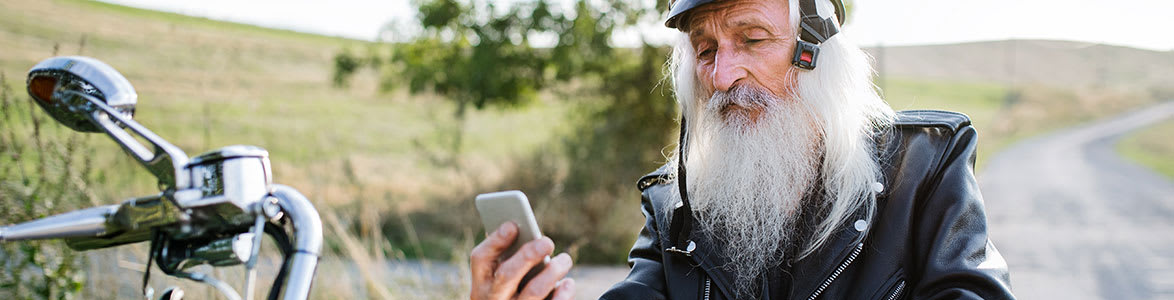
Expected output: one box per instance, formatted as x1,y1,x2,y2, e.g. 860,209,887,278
792,0,841,70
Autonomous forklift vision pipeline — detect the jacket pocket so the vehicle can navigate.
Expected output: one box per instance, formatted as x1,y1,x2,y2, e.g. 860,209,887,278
881,279,906,300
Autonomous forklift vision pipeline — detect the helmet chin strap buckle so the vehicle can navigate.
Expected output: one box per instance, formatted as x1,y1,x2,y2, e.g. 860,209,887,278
792,39,821,70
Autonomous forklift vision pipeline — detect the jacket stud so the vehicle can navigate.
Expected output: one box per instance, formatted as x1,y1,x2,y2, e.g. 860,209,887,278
854,219,868,232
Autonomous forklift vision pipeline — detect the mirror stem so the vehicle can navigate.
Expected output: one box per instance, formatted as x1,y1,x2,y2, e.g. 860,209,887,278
66,91,191,191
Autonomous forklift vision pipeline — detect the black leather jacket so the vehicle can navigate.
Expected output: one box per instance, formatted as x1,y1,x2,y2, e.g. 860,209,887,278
599,110,1015,300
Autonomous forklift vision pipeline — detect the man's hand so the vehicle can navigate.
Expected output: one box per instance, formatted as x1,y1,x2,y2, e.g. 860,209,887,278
470,222,576,300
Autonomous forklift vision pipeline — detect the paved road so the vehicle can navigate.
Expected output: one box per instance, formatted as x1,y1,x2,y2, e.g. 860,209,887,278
981,101,1174,299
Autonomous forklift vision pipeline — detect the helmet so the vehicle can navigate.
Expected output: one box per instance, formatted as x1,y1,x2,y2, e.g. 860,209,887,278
665,0,845,70
665,0,845,29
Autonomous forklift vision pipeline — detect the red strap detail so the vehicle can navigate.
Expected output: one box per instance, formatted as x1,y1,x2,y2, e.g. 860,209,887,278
800,51,814,63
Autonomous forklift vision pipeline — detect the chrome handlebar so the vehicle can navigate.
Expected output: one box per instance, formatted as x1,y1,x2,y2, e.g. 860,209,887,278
0,182,322,300
6,56,322,300
270,185,323,300
0,205,117,242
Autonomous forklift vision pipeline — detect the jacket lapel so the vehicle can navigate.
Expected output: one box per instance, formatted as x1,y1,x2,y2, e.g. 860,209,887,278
651,164,874,300
679,213,868,300
788,219,867,299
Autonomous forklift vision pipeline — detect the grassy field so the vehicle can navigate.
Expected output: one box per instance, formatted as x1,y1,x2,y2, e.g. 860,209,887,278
1117,119,1174,179
1,0,1169,298
0,0,581,206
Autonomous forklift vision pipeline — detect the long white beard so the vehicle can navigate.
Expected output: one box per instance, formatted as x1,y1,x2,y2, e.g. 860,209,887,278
682,85,822,298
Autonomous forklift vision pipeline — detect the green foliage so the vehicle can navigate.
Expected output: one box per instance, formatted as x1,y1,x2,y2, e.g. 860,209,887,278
378,0,668,108
549,44,678,263
331,0,679,262
1116,117,1174,179
397,0,677,263
390,0,558,113
333,49,362,88
0,73,91,299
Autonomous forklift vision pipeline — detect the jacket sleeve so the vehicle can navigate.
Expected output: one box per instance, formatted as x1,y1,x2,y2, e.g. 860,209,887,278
598,190,669,300
911,126,1016,300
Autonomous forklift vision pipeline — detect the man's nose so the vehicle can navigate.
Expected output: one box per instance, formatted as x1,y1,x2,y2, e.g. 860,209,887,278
712,48,747,93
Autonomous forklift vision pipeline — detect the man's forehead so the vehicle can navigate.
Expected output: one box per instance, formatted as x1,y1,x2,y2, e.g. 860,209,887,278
682,0,785,37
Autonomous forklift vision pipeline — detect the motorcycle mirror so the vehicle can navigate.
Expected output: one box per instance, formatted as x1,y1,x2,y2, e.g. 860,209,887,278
25,56,190,191
26,56,137,132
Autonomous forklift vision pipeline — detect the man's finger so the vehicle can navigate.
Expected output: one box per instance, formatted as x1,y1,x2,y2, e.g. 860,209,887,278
489,237,554,297
550,278,576,300
470,222,518,283
517,253,573,300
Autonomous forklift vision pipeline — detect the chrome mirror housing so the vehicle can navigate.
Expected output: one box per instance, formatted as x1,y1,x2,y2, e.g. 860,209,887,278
27,56,137,132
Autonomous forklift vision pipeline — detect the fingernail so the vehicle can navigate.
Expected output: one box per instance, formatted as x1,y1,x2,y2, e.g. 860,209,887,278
537,237,554,252
530,237,551,254
555,253,571,262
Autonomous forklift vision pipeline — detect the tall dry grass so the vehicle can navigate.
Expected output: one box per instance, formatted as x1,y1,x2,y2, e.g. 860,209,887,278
0,70,91,298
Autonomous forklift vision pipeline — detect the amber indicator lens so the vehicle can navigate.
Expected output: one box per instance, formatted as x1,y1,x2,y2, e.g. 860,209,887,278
28,76,57,104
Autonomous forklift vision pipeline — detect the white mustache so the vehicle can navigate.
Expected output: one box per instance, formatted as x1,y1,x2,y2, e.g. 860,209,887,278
705,86,776,112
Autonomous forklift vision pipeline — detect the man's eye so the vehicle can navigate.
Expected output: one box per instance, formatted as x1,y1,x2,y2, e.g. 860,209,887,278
746,38,765,45
698,48,715,59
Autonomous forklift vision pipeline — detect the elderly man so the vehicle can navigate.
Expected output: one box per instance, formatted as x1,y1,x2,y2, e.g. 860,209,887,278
469,0,1015,299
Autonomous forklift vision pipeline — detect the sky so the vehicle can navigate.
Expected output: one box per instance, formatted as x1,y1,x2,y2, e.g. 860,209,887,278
98,0,1174,51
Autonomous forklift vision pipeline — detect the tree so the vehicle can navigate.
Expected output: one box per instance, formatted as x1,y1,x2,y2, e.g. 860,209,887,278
334,0,680,263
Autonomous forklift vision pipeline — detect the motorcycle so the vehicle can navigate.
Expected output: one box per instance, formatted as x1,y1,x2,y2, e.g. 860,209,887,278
1,56,322,300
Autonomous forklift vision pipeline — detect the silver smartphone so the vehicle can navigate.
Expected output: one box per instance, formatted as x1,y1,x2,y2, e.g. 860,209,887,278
475,190,549,286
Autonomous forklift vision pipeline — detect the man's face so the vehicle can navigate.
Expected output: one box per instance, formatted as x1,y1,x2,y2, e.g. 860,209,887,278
684,0,798,123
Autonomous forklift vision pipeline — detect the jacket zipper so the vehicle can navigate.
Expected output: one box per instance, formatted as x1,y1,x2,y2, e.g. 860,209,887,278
806,243,864,300
703,277,711,300
885,280,906,300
